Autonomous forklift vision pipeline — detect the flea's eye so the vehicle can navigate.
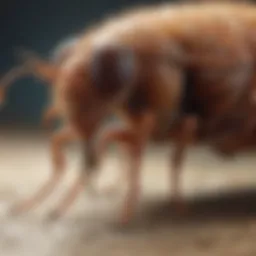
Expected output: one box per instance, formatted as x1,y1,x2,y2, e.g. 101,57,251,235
91,46,136,98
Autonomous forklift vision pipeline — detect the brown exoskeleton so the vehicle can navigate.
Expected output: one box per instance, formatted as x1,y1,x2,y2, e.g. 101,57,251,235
47,2,256,224
6,2,256,224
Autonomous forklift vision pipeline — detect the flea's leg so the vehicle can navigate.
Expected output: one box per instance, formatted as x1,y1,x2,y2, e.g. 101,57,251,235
9,126,75,215
47,171,88,220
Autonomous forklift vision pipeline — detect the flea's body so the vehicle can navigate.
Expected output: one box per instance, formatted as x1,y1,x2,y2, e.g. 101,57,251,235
52,3,256,223
57,3,256,141
6,3,256,223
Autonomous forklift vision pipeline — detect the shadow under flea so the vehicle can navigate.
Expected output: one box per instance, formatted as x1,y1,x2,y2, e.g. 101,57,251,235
135,187,256,229
53,187,256,240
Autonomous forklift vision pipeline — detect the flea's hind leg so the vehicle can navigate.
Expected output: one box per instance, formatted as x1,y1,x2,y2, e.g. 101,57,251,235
9,126,75,215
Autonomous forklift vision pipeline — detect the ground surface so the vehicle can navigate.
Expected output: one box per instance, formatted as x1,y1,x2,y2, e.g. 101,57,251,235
1,130,256,256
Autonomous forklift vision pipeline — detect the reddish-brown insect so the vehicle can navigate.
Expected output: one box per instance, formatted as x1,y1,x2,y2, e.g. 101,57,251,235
6,2,256,224
51,2,256,224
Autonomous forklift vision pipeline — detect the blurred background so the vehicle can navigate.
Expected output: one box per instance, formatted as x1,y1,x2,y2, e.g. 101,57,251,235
0,0,172,128
1,1,256,256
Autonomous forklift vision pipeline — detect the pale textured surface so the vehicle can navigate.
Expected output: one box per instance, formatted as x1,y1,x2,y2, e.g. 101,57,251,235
1,131,256,256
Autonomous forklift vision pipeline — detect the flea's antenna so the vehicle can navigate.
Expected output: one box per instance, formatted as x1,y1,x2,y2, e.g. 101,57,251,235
0,65,33,106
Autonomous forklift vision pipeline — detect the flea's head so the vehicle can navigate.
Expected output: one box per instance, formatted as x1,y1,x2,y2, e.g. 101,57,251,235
58,44,138,137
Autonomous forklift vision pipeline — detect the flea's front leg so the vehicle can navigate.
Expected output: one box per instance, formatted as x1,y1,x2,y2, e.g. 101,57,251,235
47,137,97,220
9,126,75,215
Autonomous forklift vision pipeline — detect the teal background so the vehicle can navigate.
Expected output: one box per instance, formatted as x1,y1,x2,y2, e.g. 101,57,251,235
0,0,170,127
